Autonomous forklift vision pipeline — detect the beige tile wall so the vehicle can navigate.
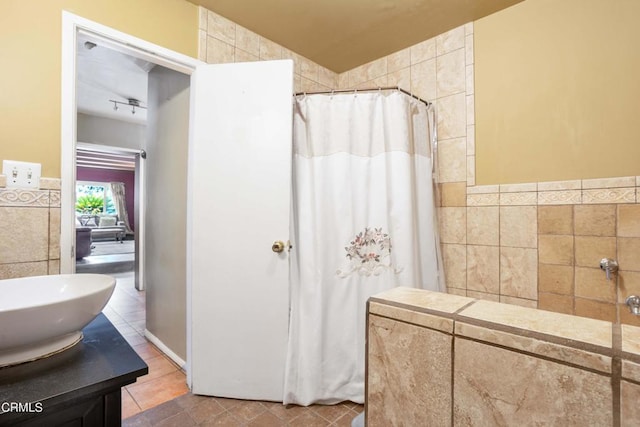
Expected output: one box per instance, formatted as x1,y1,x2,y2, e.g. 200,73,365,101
0,7,632,327
538,203,640,324
200,7,640,325
340,20,640,325
335,24,474,190
0,176,62,279
198,8,338,92
442,178,640,325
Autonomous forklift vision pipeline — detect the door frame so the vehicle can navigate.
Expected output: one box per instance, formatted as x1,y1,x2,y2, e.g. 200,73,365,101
61,11,201,275
60,11,202,367
75,142,146,289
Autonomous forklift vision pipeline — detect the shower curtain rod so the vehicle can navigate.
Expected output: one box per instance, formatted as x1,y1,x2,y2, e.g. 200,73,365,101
294,86,431,107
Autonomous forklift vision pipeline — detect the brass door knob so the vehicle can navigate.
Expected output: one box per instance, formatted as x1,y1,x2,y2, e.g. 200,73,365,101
272,241,285,253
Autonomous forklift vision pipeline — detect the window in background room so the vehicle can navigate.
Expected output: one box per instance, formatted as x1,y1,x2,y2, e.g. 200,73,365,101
75,181,116,215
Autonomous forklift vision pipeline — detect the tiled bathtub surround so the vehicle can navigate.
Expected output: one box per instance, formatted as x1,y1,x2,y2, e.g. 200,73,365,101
441,176,640,325
367,287,640,426
0,175,61,279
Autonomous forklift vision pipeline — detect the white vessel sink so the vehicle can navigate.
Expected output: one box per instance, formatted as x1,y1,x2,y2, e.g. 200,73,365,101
0,274,116,367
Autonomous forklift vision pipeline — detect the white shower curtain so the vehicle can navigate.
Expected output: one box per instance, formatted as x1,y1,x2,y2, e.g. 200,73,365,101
283,90,442,405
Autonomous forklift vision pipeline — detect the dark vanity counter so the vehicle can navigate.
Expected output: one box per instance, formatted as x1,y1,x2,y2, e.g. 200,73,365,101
0,314,148,426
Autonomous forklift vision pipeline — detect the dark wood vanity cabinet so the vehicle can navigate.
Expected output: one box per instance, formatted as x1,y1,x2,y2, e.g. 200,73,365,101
0,314,148,427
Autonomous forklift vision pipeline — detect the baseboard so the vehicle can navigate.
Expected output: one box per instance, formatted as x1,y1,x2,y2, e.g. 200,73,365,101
144,329,186,370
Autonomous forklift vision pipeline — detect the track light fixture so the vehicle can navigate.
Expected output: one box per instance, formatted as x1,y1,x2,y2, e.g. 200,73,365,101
109,98,147,115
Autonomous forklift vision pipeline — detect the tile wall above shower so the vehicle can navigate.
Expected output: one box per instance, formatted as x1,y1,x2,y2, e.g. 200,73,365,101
197,5,640,326
335,21,640,326
198,8,339,93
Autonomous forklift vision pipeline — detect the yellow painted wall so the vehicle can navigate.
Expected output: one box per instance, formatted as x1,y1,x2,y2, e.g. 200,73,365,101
475,0,640,184
0,0,198,178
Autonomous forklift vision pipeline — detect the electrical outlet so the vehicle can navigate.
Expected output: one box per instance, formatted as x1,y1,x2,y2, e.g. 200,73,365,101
2,160,41,189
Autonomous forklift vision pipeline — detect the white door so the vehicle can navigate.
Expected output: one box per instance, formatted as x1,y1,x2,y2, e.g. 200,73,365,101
188,60,293,400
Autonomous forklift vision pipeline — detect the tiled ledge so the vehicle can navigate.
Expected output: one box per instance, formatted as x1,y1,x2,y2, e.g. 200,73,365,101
367,287,638,426
466,176,640,206
369,287,640,377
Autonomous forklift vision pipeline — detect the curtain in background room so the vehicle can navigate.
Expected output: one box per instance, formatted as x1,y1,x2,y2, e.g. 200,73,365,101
110,182,132,234
283,90,442,405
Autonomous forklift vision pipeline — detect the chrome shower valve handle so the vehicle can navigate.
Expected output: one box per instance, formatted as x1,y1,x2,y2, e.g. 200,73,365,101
600,258,618,281
626,295,640,316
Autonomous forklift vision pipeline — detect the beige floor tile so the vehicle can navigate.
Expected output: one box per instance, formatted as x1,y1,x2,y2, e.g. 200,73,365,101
135,355,179,384
227,400,267,421
132,341,162,362
200,411,248,426
264,402,309,421
311,403,350,423
173,393,211,410
213,397,244,410
122,389,142,419
288,411,332,427
124,333,148,347
246,411,286,427
127,370,189,410
189,399,226,424
140,400,183,425
156,413,196,426
332,412,358,427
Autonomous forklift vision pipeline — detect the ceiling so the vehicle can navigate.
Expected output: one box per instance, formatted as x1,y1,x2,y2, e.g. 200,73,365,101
75,0,525,125
76,34,151,124
187,0,525,72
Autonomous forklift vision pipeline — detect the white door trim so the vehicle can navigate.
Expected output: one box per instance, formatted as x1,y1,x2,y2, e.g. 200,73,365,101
60,11,201,275
61,11,203,374
76,142,146,290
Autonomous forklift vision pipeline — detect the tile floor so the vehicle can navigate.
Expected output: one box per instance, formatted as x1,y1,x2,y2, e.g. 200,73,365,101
105,272,364,426
103,272,189,418
122,395,363,426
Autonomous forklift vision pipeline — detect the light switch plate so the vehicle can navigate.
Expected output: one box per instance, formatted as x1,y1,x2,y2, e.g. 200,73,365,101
2,160,41,189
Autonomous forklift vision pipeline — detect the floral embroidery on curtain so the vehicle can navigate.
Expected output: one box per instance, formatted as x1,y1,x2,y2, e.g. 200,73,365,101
337,227,402,278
